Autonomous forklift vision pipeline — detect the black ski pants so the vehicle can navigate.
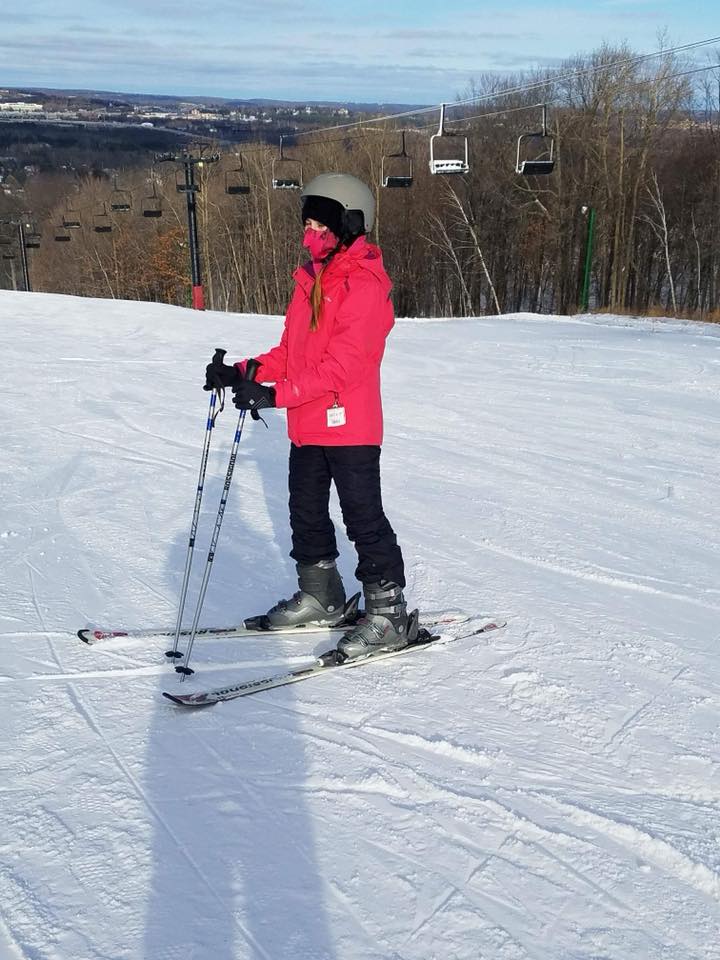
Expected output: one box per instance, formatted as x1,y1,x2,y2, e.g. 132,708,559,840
288,444,405,589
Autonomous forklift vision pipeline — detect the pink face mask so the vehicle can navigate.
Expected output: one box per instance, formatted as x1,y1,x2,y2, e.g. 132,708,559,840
302,226,338,261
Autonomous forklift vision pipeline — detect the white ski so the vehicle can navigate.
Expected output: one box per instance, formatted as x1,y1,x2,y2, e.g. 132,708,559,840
163,618,506,707
77,605,469,646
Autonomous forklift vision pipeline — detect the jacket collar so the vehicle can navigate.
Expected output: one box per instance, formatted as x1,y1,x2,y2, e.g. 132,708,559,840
293,236,388,293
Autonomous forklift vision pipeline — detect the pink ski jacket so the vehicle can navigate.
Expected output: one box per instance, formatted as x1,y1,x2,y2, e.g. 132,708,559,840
249,236,395,447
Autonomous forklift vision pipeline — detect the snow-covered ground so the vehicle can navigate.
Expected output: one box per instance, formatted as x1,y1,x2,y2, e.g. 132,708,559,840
1,289,719,960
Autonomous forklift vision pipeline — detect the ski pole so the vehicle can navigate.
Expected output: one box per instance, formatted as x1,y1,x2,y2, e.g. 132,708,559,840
165,348,228,662
175,358,260,677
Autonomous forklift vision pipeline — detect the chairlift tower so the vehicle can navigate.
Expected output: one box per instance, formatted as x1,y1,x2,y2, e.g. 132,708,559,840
155,149,220,310
0,216,40,292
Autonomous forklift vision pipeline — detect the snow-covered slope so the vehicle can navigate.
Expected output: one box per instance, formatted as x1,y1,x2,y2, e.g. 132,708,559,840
1,290,719,960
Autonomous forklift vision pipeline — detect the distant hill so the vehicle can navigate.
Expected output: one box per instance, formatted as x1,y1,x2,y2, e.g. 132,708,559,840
6,85,428,113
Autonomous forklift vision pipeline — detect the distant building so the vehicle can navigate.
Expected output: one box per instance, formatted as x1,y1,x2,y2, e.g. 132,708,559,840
0,102,43,113
187,108,222,121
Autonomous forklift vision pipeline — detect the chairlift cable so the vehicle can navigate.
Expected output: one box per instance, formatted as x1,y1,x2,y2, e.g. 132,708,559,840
417,63,720,132
283,34,720,144
264,58,720,155
441,34,720,115
439,67,716,129
231,36,720,160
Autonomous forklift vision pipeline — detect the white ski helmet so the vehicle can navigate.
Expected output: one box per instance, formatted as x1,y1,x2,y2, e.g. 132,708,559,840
301,173,376,236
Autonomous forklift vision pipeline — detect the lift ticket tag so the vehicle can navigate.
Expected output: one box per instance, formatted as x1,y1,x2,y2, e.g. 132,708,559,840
327,394,346,427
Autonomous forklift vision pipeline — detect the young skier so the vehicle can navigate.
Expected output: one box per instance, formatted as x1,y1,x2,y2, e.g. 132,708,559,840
205,173,411,660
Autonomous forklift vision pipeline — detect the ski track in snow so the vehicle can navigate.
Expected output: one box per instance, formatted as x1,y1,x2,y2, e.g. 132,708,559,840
1,291,719,960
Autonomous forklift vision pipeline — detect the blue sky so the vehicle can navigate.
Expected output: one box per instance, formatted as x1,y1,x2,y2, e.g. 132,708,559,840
2,1,718,103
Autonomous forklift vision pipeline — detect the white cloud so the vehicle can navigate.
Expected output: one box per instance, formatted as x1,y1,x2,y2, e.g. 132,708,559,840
1,3,715,102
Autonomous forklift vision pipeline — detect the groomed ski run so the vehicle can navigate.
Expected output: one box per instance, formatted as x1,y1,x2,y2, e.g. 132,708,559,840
2,291,719,960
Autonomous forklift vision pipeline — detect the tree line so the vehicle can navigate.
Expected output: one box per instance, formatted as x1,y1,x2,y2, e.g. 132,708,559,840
4,44,720,321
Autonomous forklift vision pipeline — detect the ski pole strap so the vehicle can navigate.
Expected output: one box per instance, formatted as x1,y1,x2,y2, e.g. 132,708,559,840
211,385,225,425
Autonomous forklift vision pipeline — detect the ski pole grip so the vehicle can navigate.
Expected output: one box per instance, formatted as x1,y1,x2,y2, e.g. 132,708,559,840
244,358,261,420
212,347,227,365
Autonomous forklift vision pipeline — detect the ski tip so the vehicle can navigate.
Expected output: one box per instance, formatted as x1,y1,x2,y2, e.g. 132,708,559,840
162,691,214,708
162,692,187,706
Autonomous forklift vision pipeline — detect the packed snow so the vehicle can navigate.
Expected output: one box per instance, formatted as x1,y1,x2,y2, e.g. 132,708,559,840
1,289,719,960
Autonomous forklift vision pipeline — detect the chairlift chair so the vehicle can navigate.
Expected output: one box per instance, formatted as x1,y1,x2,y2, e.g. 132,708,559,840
272,137,303,190
429,104,469,176
54,226,71,242
516,105,555,176
93,203,113,233
176,168,200,193
381,131,414,188
225,158,250,196
24,232,41,249
110,177,132,212
142,180,163,218
62,204,82,229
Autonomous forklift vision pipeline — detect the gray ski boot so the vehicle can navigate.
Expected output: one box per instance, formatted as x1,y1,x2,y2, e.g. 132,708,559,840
336,580,413,660
247,560,350,631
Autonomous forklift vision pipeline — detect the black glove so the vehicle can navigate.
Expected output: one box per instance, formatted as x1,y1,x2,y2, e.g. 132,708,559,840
204,354,241,391
232,380,276,411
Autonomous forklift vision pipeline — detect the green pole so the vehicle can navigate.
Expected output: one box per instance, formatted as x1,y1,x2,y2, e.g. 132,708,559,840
580,206,596,311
